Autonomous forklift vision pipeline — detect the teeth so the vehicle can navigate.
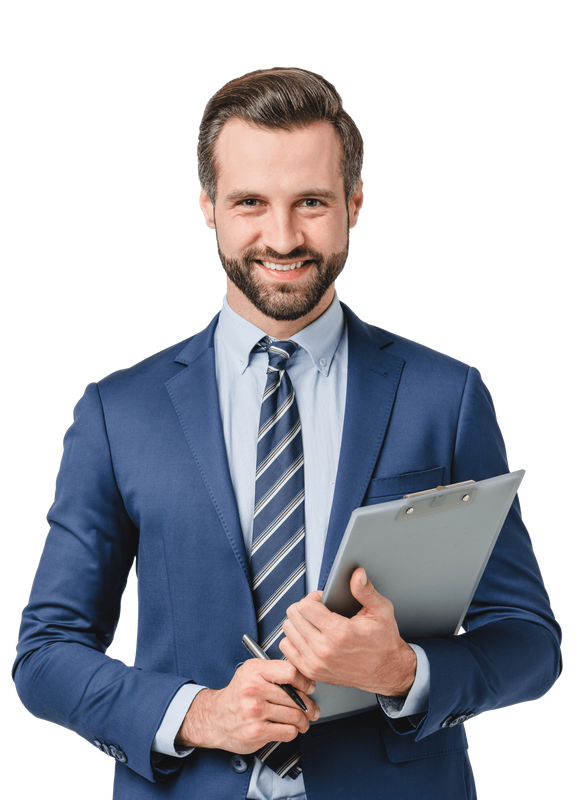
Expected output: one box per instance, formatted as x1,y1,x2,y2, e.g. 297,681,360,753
261,261,305,272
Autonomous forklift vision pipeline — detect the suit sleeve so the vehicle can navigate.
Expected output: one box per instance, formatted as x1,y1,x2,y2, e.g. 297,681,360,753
13,383,193,782
382,366,562,738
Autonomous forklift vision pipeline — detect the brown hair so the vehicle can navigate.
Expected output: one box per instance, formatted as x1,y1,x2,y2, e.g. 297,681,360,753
198,67,363,204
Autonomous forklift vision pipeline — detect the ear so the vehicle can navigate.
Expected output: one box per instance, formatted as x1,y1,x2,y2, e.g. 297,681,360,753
199,188,216,229
348,180,364,229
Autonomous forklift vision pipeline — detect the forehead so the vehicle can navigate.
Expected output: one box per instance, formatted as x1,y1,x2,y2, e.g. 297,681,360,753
213,119,344,197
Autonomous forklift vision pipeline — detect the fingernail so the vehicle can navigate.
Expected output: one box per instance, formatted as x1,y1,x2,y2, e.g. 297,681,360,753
361,570,368,586
307,682,316,694
314,706,320,720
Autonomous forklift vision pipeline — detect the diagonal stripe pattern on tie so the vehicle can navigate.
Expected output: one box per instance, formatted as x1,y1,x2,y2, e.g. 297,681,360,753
250,337,306,780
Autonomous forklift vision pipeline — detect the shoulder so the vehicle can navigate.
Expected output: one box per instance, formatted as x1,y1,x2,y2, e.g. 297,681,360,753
95,314,219,400
342,302,472,387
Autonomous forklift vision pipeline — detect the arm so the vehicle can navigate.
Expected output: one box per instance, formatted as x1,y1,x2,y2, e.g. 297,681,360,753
13,383,193,782
14,383,320,778
281,367,561,737
408,366,562,737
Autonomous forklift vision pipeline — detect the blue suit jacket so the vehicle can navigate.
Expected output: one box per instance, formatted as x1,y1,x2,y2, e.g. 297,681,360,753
14,304,561,799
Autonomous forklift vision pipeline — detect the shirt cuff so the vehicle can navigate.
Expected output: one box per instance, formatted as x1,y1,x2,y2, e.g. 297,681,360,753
377,644,430,718
152,683,206,757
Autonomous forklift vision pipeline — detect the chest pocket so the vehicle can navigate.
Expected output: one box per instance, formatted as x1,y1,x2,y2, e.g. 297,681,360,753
364,466,445,505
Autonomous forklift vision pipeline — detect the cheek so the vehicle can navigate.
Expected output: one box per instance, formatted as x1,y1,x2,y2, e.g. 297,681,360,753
215,210,261,254
306,216,347,252
226,221,263,255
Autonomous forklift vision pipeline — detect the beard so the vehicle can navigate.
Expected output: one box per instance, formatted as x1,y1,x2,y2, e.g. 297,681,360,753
216,232,349,322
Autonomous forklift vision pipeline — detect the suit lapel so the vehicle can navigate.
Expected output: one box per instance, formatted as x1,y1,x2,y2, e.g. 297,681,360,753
165,315,250,581
163,305,404,591
318,305,405,589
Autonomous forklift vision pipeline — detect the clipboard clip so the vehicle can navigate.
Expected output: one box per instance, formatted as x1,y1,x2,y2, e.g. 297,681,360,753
403,479,475,500
399,480,477,520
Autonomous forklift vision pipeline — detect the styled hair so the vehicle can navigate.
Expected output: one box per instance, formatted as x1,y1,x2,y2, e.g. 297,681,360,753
198,67,363,204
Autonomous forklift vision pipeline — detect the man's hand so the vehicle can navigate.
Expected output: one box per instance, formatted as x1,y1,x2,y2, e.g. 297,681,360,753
175,659,320,753
279,567,417,697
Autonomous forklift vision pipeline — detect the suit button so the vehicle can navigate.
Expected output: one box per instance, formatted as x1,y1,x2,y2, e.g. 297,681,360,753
230,755,248,774
465,713,475,721
93,739,103,750
449,715,467,727
101,744,112,756
114,749,127,763
441,715,453,728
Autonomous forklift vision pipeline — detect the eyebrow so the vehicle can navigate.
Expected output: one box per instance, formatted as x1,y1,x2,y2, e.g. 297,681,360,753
224,188,339,203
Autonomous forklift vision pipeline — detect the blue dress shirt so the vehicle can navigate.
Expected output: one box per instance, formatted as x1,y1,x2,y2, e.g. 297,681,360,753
152,294,430,800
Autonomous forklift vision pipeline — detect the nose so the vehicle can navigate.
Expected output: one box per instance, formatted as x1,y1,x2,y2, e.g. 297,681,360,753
261,207,305,255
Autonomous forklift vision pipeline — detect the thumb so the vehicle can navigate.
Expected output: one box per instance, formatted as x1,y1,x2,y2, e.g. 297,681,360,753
350,567,385,610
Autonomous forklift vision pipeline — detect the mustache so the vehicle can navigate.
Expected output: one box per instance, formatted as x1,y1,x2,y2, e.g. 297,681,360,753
242,246,322,263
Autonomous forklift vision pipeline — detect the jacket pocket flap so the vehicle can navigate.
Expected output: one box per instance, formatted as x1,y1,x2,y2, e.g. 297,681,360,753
381,725,468,763
366,466,445,500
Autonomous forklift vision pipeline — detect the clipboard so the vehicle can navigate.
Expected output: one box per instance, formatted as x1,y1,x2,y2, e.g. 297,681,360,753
311,469,525,721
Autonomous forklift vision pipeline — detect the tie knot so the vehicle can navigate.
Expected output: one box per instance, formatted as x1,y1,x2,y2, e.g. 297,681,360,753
256,337,299,370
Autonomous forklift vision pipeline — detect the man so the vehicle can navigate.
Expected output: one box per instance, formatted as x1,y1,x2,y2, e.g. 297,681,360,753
14,68,561,799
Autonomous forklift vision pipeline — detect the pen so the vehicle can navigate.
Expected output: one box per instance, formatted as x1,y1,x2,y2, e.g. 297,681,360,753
242,634,308,712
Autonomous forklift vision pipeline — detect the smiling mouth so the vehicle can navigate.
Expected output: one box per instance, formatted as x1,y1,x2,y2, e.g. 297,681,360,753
256,260,311,272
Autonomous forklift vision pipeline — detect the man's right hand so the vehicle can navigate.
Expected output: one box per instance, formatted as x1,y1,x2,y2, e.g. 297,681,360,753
175,659,320,753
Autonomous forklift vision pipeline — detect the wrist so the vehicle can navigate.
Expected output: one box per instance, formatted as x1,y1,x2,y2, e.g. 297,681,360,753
380,644,417,697
175,688,220,749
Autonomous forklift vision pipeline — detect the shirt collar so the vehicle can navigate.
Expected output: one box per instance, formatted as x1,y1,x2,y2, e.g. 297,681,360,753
216,292,345,377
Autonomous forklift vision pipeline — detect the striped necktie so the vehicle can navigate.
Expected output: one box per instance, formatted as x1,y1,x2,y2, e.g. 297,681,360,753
251,337,306,780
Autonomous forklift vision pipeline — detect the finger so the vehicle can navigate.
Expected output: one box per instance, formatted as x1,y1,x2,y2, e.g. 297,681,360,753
282,616,317,657
254,658,316,696
293,690,321,722
281,620,341,686
279,634,312,676
264,684,320,733
288,595,334,631
303,589,323,602
261,697,312,733
276,683,321,722
236,672,315,732
350,567,390,612
260,721,303,743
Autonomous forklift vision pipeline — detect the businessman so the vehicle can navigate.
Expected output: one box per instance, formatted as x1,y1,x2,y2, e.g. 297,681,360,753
14,68,561,799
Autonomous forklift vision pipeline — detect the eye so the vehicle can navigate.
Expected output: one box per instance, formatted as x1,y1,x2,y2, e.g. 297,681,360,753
240,198,259,207
300,198,323,207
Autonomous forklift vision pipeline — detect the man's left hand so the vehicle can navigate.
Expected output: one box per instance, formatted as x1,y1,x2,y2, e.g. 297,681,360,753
280,567,417,697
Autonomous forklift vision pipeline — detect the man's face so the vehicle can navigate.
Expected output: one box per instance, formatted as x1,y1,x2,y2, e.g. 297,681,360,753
200,119,363,322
